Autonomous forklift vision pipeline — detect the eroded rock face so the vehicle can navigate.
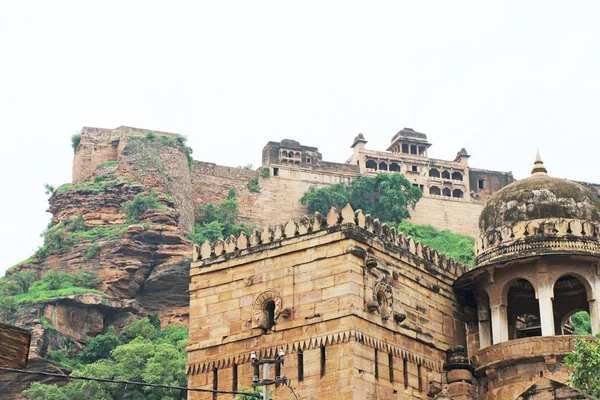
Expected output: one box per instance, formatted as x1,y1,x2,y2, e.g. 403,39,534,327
1,170,193,398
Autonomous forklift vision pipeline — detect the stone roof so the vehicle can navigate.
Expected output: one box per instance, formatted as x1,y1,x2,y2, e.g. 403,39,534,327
479,155,600,232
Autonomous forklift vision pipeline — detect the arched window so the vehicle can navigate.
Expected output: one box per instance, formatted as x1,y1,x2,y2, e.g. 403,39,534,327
428,168,440,178
281,150,288,158
452,172,463,181
389,163,400,172
442,187,451,197
378,162,388,171
295,152,301,159
553,275,592,335
442,170,451,179
366,160,377,170
452,189,464,198
507,279,540,339
429,186,441,196
264,300,276,331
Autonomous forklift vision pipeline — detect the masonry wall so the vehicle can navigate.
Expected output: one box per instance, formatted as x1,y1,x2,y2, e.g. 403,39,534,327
187,224,465,399
408,196,484,237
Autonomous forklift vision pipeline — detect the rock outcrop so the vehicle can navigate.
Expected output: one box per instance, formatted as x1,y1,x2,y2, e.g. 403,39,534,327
1,137,194,398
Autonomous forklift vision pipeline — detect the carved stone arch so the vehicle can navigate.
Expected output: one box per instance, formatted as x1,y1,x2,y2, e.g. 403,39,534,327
550,271,595,302
374,282,393,320
253,290,283,330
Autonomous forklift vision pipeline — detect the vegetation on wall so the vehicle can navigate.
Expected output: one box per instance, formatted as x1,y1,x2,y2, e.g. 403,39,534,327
71,133,81,153
23,317,188,400
260,167,270,178
394,221,476,267
300,173,422,223
188,189,253,245
247,178,260,193
299,174,475,266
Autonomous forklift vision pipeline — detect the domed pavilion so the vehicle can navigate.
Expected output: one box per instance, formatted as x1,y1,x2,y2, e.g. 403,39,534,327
454,151,600,397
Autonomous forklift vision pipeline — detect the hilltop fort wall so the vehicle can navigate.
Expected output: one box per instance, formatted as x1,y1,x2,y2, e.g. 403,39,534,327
73,126,598,239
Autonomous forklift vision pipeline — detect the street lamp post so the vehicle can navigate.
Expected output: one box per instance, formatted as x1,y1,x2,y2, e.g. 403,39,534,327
251,349,288,400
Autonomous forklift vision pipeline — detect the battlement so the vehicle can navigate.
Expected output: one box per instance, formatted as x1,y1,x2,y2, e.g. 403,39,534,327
192,204,469,279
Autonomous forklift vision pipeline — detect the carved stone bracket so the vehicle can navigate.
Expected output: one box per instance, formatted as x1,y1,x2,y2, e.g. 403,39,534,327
373,282,393,320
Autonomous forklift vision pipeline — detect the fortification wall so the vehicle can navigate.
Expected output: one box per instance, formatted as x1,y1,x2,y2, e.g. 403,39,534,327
409,197,483,237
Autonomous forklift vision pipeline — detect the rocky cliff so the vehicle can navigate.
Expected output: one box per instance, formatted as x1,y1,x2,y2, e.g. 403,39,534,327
0,134,194,398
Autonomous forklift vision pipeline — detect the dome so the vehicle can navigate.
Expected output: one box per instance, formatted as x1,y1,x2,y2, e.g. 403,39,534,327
479,152,600,232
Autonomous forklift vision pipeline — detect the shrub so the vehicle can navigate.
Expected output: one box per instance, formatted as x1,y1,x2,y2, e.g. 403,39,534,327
71,133,81,153
97,161,118,169
86,241,100,260
43,183,55,195
175,135,187,145
122,191,163,222
248,178,260,193
159,135,174,145
73,270,102,289
183,145,193,169
145,131,156,140
260,167,270,178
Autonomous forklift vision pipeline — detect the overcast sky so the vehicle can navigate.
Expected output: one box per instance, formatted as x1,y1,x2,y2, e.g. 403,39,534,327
1,1,599,275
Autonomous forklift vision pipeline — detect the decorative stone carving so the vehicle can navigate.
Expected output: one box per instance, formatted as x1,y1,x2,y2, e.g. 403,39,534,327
373,282,393,320
252,290,283,330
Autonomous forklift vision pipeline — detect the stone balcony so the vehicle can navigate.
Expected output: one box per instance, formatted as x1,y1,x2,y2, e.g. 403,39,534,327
474,335,592,374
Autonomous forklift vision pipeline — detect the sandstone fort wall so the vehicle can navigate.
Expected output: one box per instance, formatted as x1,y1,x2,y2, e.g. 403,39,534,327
188,207,469,399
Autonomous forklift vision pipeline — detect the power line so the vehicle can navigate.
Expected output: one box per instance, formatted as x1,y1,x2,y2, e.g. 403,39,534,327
0,367,262,398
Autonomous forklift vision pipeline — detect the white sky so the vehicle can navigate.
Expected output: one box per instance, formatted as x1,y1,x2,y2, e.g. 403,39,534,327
1,1,599,275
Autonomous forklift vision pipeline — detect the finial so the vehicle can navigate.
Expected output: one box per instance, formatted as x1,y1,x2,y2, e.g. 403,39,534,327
531,149,547,175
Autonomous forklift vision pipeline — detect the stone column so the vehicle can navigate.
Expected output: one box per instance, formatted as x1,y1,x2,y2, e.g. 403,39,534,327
477,296,492,349
589,299,599,336
538,285,555,337
490,305,508,344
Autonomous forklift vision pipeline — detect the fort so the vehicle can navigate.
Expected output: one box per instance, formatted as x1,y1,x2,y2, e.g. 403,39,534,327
3,125,600,399
73,126,516,237
188,154,600,399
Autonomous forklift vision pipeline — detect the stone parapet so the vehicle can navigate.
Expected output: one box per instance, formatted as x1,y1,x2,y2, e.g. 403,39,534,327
192,204,469,279
475,218,600,267
474,335,592,374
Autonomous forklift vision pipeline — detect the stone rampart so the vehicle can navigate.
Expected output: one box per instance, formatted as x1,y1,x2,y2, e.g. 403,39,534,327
188,205,467,399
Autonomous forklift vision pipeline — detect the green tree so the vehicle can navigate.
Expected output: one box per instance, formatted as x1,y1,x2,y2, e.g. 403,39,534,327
300,173,422,223
78,328,120,364
566,335,600,397
188,191,253,245
572,311,592,335
395,221,475,267
7,271,37,293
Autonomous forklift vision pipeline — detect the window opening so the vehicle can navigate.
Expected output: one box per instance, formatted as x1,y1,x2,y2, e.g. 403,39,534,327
442,187,451,197
232,364,238,392
411,165,418,172
403,359,408,389
429,168,440,178
388,353,394,383
478,179,485,189
418,364,423,392
273,168,279,176
451,171,463,181
402,143,409,153
320,346,326,377
442,170,451,179
264,300,276,331
374,349,379,380
429,186,441,196
298,350,304,382
212,368,218,400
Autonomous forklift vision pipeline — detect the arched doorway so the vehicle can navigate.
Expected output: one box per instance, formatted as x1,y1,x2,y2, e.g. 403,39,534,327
507,279,540,339
553,275,592,335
